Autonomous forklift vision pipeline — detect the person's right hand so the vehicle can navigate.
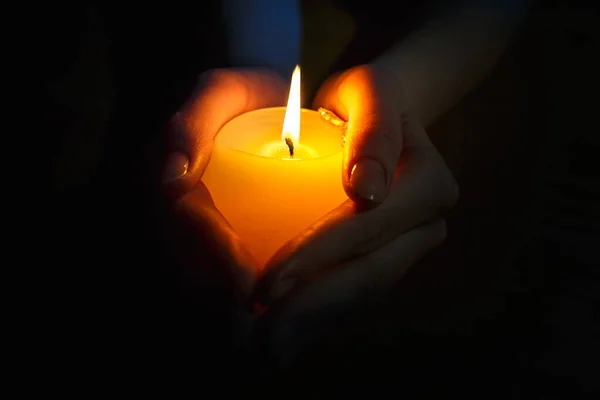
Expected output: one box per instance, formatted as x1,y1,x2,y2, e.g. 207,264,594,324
159,69,288,337
251,65,459,364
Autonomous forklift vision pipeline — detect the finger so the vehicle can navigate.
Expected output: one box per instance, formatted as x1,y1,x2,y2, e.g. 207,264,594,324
169,181,260,303
313,66,403,204
254,118,458,306
162,68,288,195
257,219,447,365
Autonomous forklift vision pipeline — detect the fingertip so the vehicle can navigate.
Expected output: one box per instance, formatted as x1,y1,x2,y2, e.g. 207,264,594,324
161,113,193,191
161,152,201,199
249,276,286,309
346,157,388,205
255,277,296,309
162,151,189,184
248,271,274,309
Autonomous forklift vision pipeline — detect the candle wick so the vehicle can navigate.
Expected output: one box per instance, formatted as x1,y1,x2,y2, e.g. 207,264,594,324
285,137,294,157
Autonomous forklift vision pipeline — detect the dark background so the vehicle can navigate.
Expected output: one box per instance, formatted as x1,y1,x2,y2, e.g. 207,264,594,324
44,1,598,396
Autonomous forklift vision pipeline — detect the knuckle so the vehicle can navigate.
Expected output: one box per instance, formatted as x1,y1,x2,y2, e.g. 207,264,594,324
344,65,377,90
167,111,193,150
350,121,402,164
169,111,185,133
199,68,239,88
380,125,402,148
178,69,243,122
351,118,378,142
352,213,392,256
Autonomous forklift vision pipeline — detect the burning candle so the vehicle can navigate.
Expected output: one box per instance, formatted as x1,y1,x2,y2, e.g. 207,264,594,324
202,66,348,267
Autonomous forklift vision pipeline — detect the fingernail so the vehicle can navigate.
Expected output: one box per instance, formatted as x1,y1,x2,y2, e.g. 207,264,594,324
268,277,296,303
349,158,387,203
162,152,189,183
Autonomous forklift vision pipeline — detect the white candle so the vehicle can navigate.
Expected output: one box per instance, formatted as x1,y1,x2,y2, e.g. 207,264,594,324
202,66,348,267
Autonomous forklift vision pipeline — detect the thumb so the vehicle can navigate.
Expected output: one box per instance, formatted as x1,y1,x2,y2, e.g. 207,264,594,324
162,68,288,196
314,66,403,204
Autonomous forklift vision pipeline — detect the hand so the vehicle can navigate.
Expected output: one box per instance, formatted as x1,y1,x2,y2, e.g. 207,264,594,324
159,68,288,347
252,65,459,363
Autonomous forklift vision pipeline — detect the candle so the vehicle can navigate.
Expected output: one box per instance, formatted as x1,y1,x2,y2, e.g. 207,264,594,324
202,66,348,267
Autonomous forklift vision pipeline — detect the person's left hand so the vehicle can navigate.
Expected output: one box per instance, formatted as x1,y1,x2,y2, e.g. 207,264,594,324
251,65,460,363
158,68,289,351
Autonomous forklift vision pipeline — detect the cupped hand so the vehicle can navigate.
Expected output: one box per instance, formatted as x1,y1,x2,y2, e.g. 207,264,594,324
160,68,288,312
252,65,459,363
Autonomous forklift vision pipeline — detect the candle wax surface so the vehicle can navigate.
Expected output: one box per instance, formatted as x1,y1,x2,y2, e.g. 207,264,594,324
258,141,318,160
202,107,348,267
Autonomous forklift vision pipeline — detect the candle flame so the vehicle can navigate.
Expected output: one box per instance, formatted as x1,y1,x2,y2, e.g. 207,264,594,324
282,65,301,145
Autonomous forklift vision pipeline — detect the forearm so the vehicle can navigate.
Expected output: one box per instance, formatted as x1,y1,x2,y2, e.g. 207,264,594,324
372,0,531,126
222,0,300,77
